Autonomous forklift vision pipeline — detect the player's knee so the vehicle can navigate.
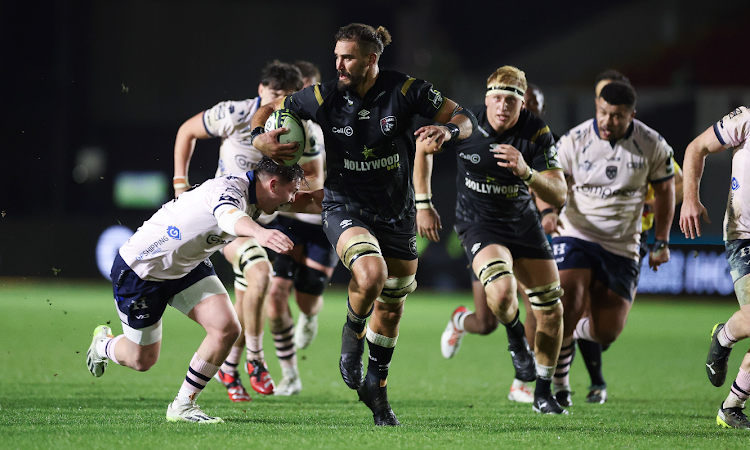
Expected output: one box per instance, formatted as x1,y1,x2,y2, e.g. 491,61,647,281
267,279,293,315
224,318,242,345
231,240,270,291
294,266,329,296
378,275,417,304
525,280,564,313
341,233,382,271
132,349,159,372
477,259,515,303
351,263,388,298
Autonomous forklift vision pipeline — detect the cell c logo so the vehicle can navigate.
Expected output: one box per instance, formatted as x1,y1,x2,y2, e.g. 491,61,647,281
333,126,353,136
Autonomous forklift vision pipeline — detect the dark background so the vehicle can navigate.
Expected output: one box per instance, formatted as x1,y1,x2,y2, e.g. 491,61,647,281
2,0,749,289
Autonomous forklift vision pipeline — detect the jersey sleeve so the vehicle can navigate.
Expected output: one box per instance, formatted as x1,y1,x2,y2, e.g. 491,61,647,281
209,176,250,221
203,100,243,138
403,78,447,121
553,132,575,177
529,127,562,172
648,135,675,183
284,84,323,122
714,106,750,149
298,120,324,165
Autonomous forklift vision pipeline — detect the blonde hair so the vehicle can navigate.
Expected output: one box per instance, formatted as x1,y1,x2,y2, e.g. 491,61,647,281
486,66,528,96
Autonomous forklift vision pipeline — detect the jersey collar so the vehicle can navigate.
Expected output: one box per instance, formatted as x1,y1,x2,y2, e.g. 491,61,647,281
592,119,635,148
245,170,258,205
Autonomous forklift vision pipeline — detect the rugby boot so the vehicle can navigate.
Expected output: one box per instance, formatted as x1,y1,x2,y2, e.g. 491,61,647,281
441,306,468,359
706,323,732,387
294,314,319,350
340,324,365,389
586,385,608,404
214,369,252,402
508,335,536,382
717,403,750,429
508,379,534,403
275,366,302,396
357,372,400,426
247,360,276,395
166,399,223,424
533,394,569,415
553,384,573,407
86,325,113,377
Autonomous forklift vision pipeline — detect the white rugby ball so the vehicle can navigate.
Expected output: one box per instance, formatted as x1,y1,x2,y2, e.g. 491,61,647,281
264,109,306,166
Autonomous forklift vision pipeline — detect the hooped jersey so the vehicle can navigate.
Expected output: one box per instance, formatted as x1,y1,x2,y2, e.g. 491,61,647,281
557,118,674,261
119,172,262,281
283,69,447,223
714,106,750,241
448,107,560,234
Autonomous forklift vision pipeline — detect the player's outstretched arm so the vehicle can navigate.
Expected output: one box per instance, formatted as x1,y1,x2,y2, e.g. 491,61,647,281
249,98,300,163
680,127,724,239
233,215,294,254
287,190,324,214
649,177,675,270
173,112,211,197
413,138,442,242
414,99,476,154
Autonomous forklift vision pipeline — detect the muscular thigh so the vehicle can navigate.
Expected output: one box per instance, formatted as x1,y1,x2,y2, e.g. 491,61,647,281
514,258,559,288
588,281,632,342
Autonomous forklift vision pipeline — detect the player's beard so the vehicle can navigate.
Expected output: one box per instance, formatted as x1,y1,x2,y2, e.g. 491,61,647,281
337,69,365,93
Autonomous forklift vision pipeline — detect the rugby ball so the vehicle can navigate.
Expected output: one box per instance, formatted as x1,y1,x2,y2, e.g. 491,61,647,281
264,109,306,166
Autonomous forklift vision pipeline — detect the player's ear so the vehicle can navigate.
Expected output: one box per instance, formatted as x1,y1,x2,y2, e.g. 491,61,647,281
258,83,265,97
270,178,277,192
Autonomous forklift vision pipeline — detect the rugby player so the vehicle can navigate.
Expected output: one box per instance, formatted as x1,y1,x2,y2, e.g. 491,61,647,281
172,61,318,399
250,23,477,425
546,81,675,406
681,105,750,429
416,66,568,414
264,61,338,396
86,158,321,423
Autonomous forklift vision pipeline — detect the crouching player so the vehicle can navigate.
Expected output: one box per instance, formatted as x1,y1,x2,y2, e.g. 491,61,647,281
85,157,321,423
681,106,750,429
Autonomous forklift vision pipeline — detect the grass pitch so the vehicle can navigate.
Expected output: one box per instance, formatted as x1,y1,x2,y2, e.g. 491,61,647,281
0,278,748,449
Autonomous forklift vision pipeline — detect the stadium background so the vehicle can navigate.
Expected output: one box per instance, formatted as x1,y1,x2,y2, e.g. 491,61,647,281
2,0,750,296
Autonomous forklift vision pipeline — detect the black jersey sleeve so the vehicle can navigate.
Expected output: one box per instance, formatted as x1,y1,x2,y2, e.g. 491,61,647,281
528,123,562,172
403,78,447,121
283,84,323,122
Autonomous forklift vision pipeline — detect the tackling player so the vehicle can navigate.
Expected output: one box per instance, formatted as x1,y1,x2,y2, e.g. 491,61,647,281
415,66,568,414
545,81,675,406
250,23,476,425
85,158,321,423
681,105,750,429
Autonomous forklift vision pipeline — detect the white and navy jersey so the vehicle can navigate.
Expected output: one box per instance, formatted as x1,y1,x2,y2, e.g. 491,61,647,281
447,106,560,234
284,70,447,223
119,172,261,281
714,106,750,241
557,118,674,261
203,97,264,176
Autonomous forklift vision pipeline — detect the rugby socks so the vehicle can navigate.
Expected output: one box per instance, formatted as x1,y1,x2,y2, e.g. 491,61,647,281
724,368,750,409
719,321,739,348
535,363,555,398
554,341,576,389
97,335,123,365
176,353,220,405
246,333,265,362
220,346,243,375
573,317,595,342
577,338,606,387
366,326,397,384
346,298,373,337
453,309,471,332
273,324,297,370
503,310,526,341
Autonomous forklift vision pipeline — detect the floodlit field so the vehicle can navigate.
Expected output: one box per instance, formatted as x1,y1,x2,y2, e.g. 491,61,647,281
1,278,748,449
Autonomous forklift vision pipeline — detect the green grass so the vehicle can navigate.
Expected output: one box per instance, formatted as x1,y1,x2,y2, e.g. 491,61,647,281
0,278,748,449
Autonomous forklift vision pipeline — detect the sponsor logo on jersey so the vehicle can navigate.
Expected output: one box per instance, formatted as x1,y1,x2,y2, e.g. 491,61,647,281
167,226,181,240
340,219,352,228
606,166,618,179
459,152,481,164
575,184,637,198
207,235,228,245
135,235,170,261
732,177,740,191
362,146,376,159
471,243,481,254
234,154,256,171
464,177,519,197
358,109,370,120
409,236,417,256
343,153,401,172
380,116,397,136
627,161,645,170
332,126,353,136
427,88,444,109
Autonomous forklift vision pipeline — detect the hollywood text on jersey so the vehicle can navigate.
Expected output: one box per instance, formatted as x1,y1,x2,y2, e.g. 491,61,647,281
343,153,400,172
464,177,520,198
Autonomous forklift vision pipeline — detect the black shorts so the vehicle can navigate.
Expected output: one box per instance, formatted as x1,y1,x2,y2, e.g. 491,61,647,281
268,215,339,268
322,209,417,261
455,219,553,267
552,236,640,302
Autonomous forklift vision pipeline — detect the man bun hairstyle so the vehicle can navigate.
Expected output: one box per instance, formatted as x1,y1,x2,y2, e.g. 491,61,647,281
335,23,392,56
599,81,637,109
256,156,305,184
260,60,303,92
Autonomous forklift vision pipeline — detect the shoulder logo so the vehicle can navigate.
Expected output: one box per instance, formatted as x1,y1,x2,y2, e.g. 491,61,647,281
358,109,370,120
427,88,444,109
732,177,740,191
380,116,397,136
471,243,482,254
167,226,181,240
605,166,618,180
340,219,353,228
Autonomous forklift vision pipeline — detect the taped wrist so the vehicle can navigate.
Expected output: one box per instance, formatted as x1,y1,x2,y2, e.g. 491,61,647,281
173,176,189,190
249,126,265,146
443,123,460,141
415,193,433,210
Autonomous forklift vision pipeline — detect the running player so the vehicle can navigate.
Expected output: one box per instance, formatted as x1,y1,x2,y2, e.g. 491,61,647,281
547,81,675,406
172,61,311,400
85,158,320,423
264,61,338,396
416,66,568,414
250,23,477,425
681,105,750,429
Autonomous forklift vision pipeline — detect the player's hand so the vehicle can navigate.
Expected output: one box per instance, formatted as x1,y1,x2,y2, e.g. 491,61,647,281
491,144,527,177
679,198,710,239
253,128,300,163
414,126,450,154
541,211,563,236
649,245,670,271
255,228,294,253
417,208,442,242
